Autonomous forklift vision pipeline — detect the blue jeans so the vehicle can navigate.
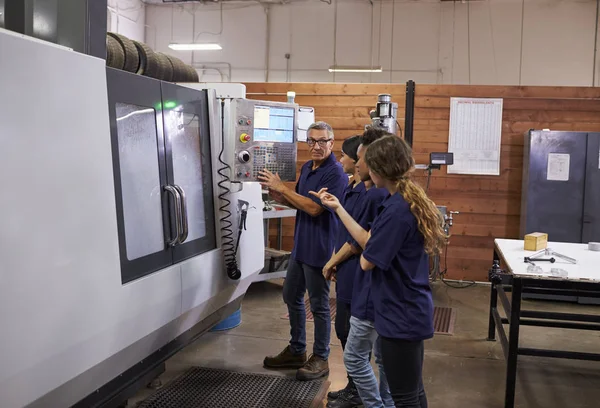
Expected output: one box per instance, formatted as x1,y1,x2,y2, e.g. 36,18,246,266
283,259,331,359
344,316,394,408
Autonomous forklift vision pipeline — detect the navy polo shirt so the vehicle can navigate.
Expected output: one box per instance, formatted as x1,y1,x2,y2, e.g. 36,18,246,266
349,187,389,322
334,181,366,304
291,153,347,268
362,193,434,341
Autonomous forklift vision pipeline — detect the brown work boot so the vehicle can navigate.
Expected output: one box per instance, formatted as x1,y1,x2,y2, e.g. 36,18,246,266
296,354,329,381
263,345,307,369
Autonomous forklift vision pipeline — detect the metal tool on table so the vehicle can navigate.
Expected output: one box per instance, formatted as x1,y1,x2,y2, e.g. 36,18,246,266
528,248,577,265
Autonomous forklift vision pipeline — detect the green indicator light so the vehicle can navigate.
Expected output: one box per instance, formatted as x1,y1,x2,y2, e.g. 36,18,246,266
164,101,177,109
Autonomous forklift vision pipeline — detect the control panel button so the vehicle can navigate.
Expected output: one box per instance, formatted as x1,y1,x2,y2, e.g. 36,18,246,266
245,172,250,177
246,119,252,125
239,133,251,143
238,119,244,125
238,151,250,163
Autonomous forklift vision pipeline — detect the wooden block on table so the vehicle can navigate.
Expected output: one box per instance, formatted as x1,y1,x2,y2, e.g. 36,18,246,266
524,232,548,251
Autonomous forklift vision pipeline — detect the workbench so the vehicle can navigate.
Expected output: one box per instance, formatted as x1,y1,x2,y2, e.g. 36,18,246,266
487,239,600,408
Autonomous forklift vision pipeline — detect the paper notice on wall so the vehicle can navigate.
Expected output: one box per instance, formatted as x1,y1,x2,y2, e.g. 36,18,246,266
447,97,503,176
547,153,570,181
297,107,315,142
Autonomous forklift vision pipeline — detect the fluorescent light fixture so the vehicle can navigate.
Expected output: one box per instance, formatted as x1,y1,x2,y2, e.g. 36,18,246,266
328,65,383,73
168,43,222,51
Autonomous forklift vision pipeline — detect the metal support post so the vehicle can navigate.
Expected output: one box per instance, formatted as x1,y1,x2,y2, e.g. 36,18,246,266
404,80,415,147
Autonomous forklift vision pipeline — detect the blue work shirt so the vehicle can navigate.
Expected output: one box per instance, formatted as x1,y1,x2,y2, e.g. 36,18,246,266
362,192,434,341
334,181,366,304
291,152,347,268
349,187,389,322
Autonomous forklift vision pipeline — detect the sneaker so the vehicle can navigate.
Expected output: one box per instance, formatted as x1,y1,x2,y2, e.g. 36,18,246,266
326,389,362,408
263,346,306,369
296,354,329,381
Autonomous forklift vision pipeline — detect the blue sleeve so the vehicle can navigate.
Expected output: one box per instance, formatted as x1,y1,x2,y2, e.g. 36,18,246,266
362,210,411,270
348,193,384,247
309,169,347,211
348,196,380,248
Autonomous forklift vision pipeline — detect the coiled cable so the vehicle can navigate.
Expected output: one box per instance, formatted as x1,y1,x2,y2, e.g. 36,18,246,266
217,99,241,280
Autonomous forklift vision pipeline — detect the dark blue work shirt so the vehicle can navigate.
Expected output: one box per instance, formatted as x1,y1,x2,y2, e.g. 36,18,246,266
362,192,434,341
291,153,347,268
349,187,389,322
334,181,366,304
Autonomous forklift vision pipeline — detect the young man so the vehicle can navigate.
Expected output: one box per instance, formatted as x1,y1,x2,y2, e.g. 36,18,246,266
258,121,347,381
313,128,395,408
322,135,364,401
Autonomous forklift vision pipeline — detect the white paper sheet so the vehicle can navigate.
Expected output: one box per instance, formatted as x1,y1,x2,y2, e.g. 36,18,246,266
297,106,315,142
447,97,503,175
547,153,570,181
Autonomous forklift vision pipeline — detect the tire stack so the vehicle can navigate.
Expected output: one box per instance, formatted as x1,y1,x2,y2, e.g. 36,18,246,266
105,32,199,83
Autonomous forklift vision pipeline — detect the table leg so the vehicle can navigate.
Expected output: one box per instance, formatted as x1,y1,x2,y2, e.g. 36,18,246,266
263,219,269,248
277,218,283,250
505,278,523,408
487,250,500,341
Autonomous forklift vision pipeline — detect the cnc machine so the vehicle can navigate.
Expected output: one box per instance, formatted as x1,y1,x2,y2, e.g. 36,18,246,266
0,27,297,408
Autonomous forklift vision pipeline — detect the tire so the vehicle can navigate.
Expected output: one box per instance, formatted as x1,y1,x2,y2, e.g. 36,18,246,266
156,52,174,82
106,35,125,70
164,54,187,82
132,40,160,77
107,32,140,73
186,64,199,82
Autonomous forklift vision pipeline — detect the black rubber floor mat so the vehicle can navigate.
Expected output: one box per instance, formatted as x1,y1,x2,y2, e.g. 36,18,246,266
281,295,337,322
433,306,457,335
137,367,329,408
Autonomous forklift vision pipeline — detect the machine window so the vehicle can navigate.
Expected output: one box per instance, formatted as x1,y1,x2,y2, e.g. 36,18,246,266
115,103,165,261
167,110,208,242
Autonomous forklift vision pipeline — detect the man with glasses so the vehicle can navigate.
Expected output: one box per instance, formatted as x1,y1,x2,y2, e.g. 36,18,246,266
258,121,347,381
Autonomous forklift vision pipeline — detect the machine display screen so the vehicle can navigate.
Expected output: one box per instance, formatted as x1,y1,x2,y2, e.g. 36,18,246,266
253,105,294,143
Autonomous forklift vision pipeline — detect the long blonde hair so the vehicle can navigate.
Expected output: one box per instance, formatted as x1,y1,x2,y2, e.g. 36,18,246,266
364,135,448,255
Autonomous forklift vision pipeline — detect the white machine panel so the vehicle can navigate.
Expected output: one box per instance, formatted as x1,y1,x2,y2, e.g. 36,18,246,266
0,28,265,408
0,29,180,407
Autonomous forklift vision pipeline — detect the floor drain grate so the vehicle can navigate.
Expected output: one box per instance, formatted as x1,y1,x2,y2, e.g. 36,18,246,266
137,367,329,408
281,296,337,322
433,306,457,335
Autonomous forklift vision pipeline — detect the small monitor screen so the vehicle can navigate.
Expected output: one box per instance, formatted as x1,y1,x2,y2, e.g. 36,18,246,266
253,105,295,143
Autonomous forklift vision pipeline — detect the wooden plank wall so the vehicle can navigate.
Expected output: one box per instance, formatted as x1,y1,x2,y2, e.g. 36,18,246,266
245,82,600,281
245,83,406,254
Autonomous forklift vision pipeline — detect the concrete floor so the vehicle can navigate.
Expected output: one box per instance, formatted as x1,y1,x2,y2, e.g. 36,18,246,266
129,279,600,408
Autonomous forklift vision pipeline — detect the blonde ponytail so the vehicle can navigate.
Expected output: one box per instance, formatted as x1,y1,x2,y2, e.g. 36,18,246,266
396,178,448,256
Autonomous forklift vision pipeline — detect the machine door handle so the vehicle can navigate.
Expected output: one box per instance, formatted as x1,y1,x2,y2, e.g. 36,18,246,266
163,185,182,247
173,184,189,244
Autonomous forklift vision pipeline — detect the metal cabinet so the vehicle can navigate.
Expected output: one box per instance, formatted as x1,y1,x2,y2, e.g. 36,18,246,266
520,130,600,245
106,67,216,284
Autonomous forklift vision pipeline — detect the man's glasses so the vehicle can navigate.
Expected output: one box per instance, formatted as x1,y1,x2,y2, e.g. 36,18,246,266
307,138,332,147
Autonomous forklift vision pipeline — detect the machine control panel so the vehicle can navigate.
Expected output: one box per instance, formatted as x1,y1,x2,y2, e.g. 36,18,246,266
230,99,298,182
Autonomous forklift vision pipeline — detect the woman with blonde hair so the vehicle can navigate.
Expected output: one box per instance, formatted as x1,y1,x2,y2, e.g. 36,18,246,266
312,135,446,408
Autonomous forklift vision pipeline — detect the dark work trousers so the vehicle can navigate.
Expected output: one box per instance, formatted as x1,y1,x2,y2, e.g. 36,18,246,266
334,299,355,389
380,337,428,408
335,300,352,350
